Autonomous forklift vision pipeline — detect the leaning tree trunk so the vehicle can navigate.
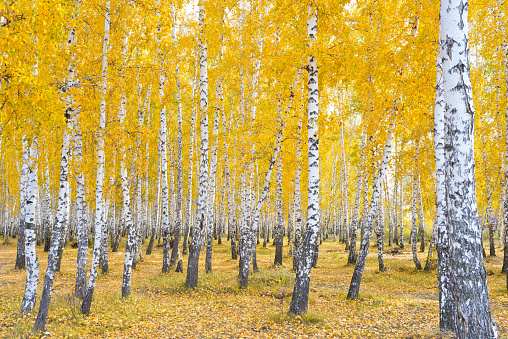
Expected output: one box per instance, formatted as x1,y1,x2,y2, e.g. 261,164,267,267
33,118,72,332
186,4,208,289
20,136,39,314
346,117,395,300
439,0,498,336
289,5,319,316
424,218,437,272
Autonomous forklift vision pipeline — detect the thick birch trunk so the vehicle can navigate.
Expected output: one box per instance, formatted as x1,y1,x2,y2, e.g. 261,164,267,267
21,136,39,313
289,6,319,315
440,0,497,335
186,4,208,289
346,118,395,300
119,29,135,297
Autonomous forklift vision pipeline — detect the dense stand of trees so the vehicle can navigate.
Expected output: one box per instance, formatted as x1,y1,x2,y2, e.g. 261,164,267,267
0,0,506,337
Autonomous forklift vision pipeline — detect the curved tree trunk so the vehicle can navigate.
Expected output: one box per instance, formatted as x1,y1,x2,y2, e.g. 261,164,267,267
33,119,72,332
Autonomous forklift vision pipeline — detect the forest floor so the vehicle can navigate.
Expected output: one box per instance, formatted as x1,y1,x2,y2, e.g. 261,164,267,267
0,238,507,338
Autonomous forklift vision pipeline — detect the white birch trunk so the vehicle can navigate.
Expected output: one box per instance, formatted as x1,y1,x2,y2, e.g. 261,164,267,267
205,98,219,273
170,2,183,267
81,1,109,314
186,4,208,288
293,119,303,271
15,140,29,270
289,6,319,315
347,118,396,300
21,136,39,313
411,172,422,270
496,0,508,278
33,119,72,332
440,0,497,335
182,55,199,256
348,132,366,264
73,107,87,298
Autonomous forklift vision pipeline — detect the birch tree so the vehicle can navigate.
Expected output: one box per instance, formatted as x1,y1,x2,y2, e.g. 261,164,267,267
439,0,497,336
81,0,109,315
186,3,208,289
347,117,395,300
289,4,319,315
20,136,39,313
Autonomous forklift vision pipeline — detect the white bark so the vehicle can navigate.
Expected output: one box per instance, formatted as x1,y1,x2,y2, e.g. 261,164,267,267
348,132,366,264
82,1,109,314
73,106,87,298
347,118,396,300
205,77,220,273
186,4,208,288
15,140,29,270
440,0,497,335
289,5,319,315
21,136,39,313
171,2,183,267
33,119,72,332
